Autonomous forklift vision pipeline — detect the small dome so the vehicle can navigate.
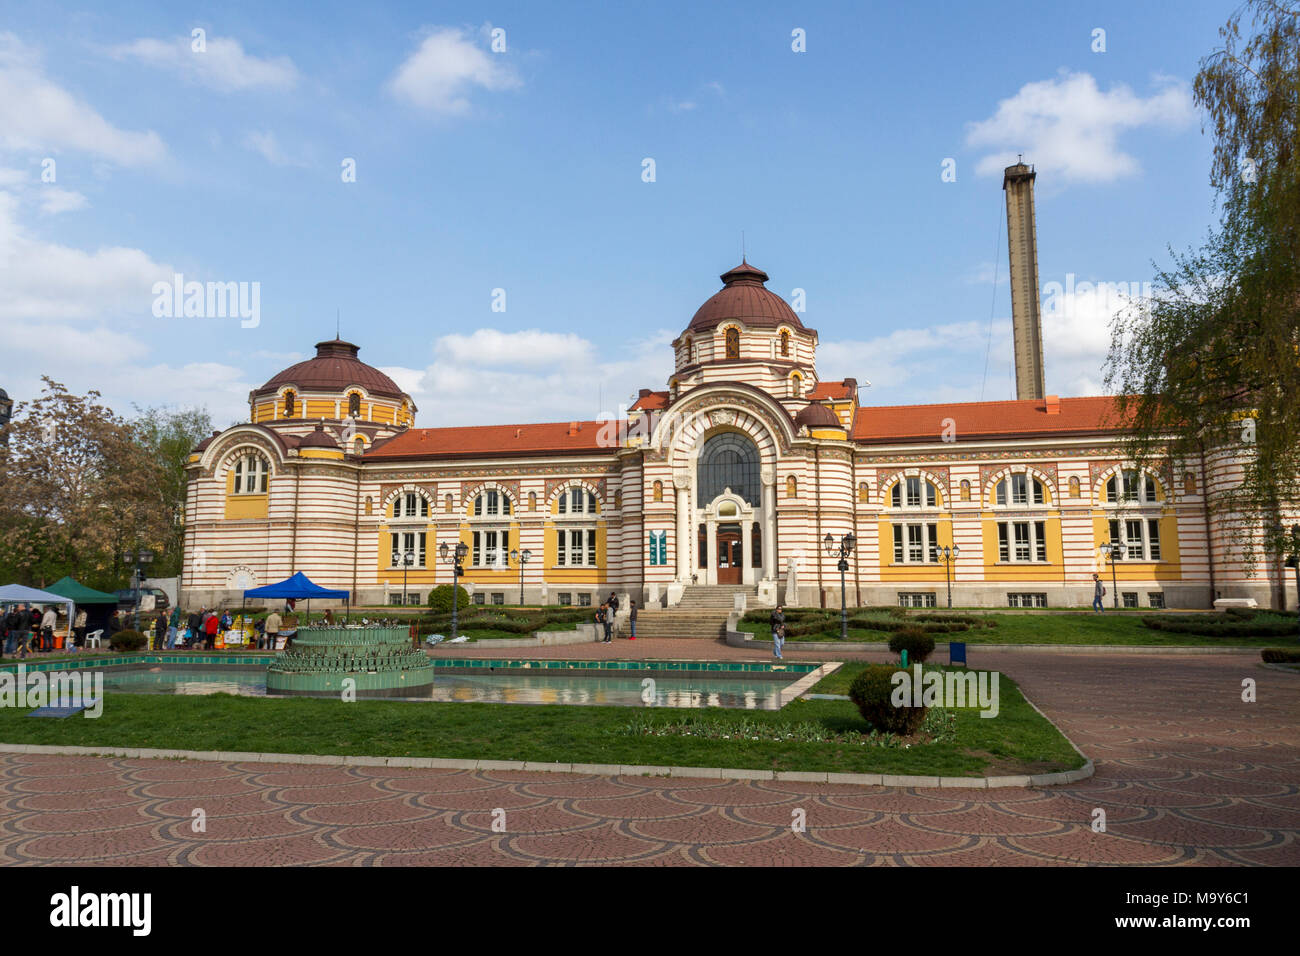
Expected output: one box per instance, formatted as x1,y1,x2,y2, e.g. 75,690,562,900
255,339,406,400
794,403,841,430
687,261,805,335
193,430,221,453
298,423,338,449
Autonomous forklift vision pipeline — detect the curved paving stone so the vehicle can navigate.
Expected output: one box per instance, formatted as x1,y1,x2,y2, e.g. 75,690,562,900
0,645,1296,865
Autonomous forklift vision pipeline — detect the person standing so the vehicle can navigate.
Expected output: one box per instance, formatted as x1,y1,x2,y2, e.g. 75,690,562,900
203,610,219,649
106,611,123,649
167,605,180,649
186,608,202,648
1092,573,1106,613
595,604,607,643
40,605,56,654
154,612,167,651
73,607,87,650
263,608,282,651
628,599,637,640
770,605,786,660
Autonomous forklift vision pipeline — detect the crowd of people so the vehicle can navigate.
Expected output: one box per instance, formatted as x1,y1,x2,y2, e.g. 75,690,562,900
594,592,637,643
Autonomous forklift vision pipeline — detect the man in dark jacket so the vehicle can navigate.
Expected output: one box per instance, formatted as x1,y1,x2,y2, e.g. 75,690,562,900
769,606,786,661
187,609,203,648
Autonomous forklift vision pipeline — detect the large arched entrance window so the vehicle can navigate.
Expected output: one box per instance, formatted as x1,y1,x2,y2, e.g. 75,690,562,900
697,433,759,506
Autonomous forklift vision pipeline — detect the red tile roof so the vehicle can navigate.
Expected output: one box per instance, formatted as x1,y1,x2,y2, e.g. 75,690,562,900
631,390,669,411
366,420,618,460
808,380,854,400
852,396,1129,444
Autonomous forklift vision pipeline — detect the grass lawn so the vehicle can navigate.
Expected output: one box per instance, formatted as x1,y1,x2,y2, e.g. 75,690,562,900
739,612,1289,646
0,666,1082,776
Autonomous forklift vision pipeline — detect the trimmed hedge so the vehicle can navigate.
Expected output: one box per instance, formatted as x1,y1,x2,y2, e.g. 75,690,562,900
888,626,936,662
848,665,926,735
1142,614,1298,638
1261,647,1300,663
110,629,148,652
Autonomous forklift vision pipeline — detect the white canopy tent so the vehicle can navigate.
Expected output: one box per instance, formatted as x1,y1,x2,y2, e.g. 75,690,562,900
0,583,76,639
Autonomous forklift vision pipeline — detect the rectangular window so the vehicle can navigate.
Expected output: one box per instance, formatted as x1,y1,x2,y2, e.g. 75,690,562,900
1011,474,1027,504
578,593,592,607
1125,519,1144,561
907,524,924,562
999,521,1047,563
408,593,421,605
898,592,936,608
472,593,485,605
1108,519,1120,547
925,482,936,508
1122,592,1139,608
1007,593,1047,608
1013,522,1031,562
472,531,481,567
1147,519,1161,561
1032,479,1044,505
893,523,935,564
1148,592,1165,608
891,484,901,508
906,477,921,507
390,532,399,567
1034,521,1047,562
998,523,1009,562
587,531,597,566
558,592,572,606
893,524,904,563
996,481,1007,506
492,593,504,605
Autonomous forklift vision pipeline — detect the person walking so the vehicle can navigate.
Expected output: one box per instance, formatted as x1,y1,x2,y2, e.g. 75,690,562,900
770,605,786,660
263,608,282,651
1092,573,1106,613
628,599,637,640
73,607,87,650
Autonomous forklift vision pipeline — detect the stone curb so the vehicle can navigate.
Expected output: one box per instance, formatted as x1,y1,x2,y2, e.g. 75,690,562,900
725,630,1260,655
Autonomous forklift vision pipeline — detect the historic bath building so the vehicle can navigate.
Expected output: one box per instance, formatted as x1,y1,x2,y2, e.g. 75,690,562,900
180,256,1286,612
181,163,1293,613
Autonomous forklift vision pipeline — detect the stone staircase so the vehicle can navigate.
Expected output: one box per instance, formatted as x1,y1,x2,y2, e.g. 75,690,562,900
630,586,759,640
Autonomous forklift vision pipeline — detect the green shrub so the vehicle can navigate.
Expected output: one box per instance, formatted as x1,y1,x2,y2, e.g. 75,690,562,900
110,629,148,652
848,665,926,734
888,626,936,662
1142,614,1297,638
1261,647,1300,663
427,585,471,613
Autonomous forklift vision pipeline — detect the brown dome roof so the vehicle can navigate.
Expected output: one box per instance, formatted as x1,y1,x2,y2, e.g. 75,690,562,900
255,339,406,400
688,261,806,334
794,403,842,430
298,423,338,449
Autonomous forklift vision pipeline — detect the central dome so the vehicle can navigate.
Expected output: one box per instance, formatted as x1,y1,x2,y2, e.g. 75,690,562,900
687,261,806,334
255,339,406,400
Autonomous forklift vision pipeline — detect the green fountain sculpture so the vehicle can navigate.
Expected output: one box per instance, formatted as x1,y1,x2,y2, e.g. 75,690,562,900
265,625,435,697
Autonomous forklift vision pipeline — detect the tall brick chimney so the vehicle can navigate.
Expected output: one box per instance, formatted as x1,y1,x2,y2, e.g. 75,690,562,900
1003,159,1047,401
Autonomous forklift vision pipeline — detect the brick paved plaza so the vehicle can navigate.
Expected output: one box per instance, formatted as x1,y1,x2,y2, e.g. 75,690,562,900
0,643,1295,866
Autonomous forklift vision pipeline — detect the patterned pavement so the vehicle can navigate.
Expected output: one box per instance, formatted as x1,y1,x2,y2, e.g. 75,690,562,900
0,643,1296,866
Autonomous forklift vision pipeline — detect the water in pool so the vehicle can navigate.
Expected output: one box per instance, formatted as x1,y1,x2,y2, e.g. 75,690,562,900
100,666,799,709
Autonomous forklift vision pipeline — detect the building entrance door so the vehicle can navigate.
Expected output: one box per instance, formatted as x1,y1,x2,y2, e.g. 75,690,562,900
717,524,742,585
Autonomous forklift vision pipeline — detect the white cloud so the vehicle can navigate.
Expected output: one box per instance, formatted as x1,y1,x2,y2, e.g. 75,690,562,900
37,187,87,215
111,34,298,92
387,26,521,115
242,130,305,167
435,328,594,368
0,191,173,321
0,33,165,165
965,71,1195,184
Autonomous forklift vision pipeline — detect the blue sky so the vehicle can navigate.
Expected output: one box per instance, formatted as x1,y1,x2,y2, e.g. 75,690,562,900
0,0,1233,428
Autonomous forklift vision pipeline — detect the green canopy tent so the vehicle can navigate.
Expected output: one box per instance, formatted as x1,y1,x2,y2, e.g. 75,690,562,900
45,576,119,637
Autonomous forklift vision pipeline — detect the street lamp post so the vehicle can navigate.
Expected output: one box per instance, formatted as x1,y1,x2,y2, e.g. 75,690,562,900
510,548,532,605
121,546,155,635
401,549,415,608
934,545,961,608
438,541,470,640
823,532,857,640
1101,542,1122,609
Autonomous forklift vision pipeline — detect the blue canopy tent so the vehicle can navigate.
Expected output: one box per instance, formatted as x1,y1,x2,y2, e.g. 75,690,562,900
242,572,350,624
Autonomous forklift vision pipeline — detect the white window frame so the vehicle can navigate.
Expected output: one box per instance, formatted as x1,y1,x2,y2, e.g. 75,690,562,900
891,522,937,564
890,478,938,510
995,473,1045,506
389,531,426,568
997,520,1048,563
1108,517,1162,562
232,453,269,495
472,528,511,569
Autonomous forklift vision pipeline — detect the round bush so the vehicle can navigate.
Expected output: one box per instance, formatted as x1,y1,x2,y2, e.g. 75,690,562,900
848,665,927,735
110,629,148,652
888,626,936,662
427,585,471,613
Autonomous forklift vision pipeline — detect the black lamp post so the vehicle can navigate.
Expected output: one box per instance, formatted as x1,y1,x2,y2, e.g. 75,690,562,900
401,549,415,608
823,532,857,640
934,544,961,608
121,546,155,633
439,541,470,640
1101,542,1122,609
510,548,532,605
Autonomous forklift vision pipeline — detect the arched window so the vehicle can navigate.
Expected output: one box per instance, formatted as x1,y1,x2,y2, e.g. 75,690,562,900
474,489,512,516
995,474,1046,506
1184,471,1197,494
780,330,790,357
652,480,663,502
615,490,623,510
557,486,597,515
348,392,361,418
858,481,869,503
1069,476,1081,498
231,453,269,495
786,475,798,498
282,391,296,417
960,479,971,501
393,491,430,519
683,336,693,363
890,477,939,508
444,493,453,513
364,496,373,515
529,491,537,511
789,373,802,398
353,437,364,456
1105,469,1158,504
697,433,760,506
725,327,740,360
